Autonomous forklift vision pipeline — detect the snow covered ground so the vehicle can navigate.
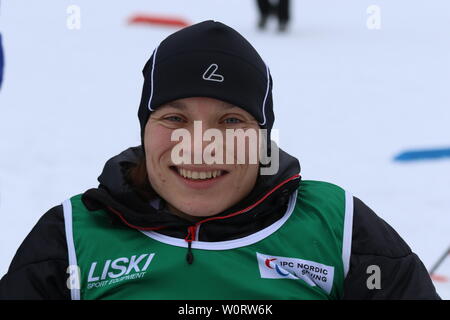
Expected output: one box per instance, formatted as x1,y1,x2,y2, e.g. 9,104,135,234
0,0,449,298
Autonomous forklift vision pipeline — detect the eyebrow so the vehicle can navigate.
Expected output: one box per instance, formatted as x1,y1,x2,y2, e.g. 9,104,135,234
165,100,188,110
220,102,237,110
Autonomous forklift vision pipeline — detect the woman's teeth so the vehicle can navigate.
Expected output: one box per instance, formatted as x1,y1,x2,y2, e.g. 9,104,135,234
177,168,223,180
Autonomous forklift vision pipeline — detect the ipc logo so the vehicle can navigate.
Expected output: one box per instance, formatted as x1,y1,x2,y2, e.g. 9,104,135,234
265,258,290,277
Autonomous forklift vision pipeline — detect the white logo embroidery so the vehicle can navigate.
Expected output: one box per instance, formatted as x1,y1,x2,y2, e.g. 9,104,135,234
86,253,155,289
256,252,335,294
202,63,224,82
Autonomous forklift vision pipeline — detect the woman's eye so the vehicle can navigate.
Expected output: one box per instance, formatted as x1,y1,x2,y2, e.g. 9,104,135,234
164,116,184,122
223,117,243,124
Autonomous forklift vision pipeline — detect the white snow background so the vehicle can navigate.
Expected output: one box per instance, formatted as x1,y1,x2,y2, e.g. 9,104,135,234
0,0,449,298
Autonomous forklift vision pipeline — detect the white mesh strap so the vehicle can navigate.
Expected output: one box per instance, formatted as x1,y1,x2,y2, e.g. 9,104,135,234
62,198,81,300
342,190,354,278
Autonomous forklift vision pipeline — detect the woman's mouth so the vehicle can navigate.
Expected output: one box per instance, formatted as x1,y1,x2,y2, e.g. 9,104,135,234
169,166,229,188
177,168,224,180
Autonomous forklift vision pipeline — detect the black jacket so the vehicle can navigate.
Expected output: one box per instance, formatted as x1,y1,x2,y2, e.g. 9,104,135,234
0,147,440,300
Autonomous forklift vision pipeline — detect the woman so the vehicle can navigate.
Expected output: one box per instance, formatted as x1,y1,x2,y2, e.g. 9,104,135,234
0,21,440,300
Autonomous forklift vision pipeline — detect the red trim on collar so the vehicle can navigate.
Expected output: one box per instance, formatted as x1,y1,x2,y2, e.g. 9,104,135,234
106,173,301,237
188,173,301,240
107,205,167,231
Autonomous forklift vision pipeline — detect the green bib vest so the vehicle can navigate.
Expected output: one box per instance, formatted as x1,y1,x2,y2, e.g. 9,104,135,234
63,180,353,300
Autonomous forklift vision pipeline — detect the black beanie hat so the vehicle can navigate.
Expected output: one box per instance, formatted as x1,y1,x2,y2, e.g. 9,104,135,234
137,20,274,146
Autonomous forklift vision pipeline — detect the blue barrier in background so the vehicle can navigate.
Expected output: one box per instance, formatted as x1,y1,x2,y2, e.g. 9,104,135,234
394,147,450,162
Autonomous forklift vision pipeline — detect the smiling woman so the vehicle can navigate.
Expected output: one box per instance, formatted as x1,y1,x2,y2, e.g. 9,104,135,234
144,97,260,219
0,21,440,300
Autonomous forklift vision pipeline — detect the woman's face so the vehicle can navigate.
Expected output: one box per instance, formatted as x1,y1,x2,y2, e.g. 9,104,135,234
144,97,260,220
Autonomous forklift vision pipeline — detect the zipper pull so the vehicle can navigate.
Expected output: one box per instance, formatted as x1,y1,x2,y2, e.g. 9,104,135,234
186,241,194,264
185,225,197,265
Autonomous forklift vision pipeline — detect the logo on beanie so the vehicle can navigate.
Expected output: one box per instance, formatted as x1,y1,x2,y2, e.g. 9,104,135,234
202,63,224,82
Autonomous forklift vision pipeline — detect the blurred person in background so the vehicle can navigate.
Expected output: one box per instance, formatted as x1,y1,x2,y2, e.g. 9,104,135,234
0,0,3,90
0,33,3,89
256,0,290,32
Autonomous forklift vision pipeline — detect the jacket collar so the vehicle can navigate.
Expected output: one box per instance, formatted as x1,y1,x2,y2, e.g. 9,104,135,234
82,145,301,242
